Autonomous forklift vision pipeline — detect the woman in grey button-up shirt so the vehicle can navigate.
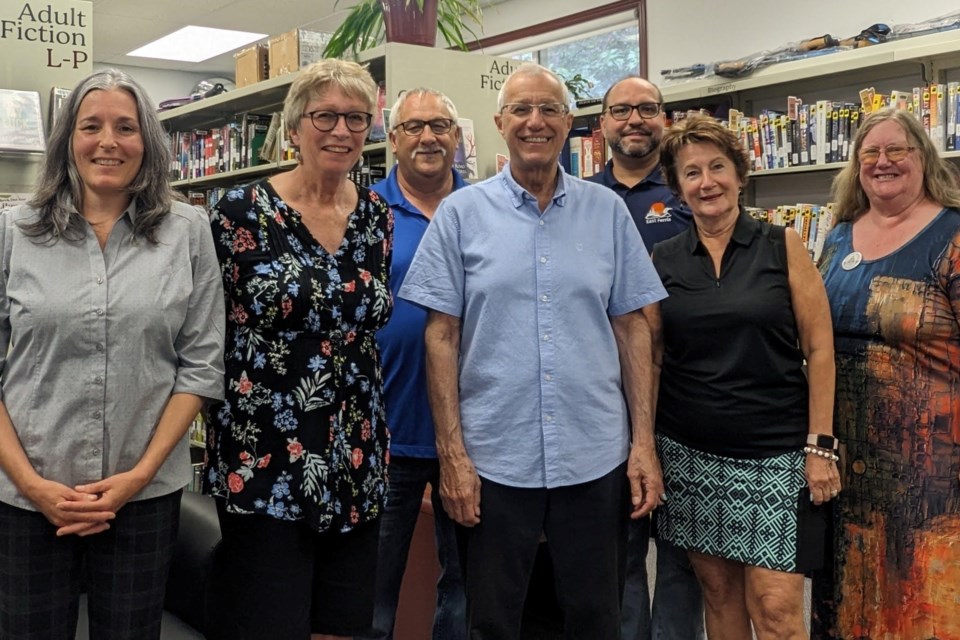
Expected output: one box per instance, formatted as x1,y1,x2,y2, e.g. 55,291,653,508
0,70,225,639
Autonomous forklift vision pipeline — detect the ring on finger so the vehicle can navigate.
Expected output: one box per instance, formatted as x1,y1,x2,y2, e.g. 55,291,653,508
830,489,838,497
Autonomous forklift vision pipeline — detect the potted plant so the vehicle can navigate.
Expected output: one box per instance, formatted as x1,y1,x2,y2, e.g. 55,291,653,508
323,0,482,60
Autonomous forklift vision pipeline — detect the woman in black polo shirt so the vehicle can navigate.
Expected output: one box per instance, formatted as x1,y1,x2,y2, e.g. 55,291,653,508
651,114,838,639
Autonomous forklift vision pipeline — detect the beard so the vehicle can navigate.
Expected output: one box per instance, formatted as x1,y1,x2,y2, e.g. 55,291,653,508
613,131,660,160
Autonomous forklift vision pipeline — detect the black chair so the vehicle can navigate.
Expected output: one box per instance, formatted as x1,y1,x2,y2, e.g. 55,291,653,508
76,491,223,640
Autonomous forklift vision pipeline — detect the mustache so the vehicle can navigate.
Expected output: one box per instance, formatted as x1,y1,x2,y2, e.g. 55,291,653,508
409,146,447,160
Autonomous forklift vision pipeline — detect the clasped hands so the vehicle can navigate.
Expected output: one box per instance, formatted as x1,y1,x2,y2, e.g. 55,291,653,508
26,470,147,537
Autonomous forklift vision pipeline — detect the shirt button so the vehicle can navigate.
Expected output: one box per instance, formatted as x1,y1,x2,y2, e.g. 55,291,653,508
539,220,545,226
93,410,102,419
96,343,104,352
95,308,104,316
540,256,547,263
95,376,103,384
540,295,549,302
542,334,550,341
544,373,553,381
92,448,100,456
96,276,104,285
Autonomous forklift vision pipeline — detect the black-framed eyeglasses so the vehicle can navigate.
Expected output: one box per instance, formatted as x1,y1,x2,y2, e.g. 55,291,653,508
500,103,569,118
606,103,662,121
393,118,456,136
302,110,373,133
857,144,916,165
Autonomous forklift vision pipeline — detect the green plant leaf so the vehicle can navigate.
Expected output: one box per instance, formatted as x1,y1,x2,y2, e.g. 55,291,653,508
324,0,482,58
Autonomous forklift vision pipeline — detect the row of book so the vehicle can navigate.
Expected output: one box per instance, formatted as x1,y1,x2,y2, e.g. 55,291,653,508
669,82,960,173
870,82,958,152
169,112,281,182
745,202,835,262
561,126,608,178
167,108,397,184
185,164,388,209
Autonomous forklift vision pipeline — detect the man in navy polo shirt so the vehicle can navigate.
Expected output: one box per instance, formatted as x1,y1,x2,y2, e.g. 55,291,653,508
588,76,692,252
588,75,704,640
365,87,468,640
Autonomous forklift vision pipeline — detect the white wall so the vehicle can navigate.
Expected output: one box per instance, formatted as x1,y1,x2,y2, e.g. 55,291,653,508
645,1,959,78
118,1,960,107
480,0,959,81
93,63,216,107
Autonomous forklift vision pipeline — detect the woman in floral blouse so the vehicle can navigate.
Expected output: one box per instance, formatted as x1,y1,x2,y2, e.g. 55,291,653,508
204,59,392,639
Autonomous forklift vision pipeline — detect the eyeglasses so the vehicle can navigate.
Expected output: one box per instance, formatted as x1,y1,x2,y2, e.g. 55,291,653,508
393,118,456,136
858,144,916,165
302,110,373,133
606,103,662,121
500,103,569,118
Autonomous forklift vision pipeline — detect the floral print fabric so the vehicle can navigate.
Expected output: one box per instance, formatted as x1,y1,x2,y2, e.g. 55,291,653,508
204,178,392,533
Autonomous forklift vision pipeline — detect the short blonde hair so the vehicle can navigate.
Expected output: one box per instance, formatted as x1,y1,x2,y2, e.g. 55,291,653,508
831,107,960,223
282,59,378,136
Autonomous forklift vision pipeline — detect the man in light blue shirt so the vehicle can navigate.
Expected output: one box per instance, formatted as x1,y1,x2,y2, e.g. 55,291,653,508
399,63,667,639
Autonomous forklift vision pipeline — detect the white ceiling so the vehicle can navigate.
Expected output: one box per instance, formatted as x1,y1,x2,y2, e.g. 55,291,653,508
91,0,350,75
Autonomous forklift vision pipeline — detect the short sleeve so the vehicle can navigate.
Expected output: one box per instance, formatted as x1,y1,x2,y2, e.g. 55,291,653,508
172,205,226,400
397,200,465,318
609,198,667,316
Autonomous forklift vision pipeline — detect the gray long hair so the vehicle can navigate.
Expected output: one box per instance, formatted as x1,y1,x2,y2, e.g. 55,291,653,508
23,69,174,243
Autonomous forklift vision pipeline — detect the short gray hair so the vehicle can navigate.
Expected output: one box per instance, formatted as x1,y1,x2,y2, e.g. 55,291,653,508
388,87,459,130
24,69,175,243
496,63,570,110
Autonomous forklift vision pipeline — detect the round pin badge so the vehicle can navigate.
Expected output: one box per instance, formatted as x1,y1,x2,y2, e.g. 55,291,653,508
841,251,863,271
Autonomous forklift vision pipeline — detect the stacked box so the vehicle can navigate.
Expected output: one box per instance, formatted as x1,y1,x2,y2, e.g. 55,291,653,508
269,29,332,78
234,44,268,88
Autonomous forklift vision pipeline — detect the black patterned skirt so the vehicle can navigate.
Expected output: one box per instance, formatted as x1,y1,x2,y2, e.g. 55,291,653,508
656,434,826,573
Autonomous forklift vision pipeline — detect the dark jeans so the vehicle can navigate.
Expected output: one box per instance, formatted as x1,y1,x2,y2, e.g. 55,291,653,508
0,491,182,640
619,515,705,640
363,456,465,640
458,463,628,640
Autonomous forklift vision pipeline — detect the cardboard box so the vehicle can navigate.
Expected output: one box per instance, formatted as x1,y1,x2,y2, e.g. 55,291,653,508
268,29,332,79
234,44,268,88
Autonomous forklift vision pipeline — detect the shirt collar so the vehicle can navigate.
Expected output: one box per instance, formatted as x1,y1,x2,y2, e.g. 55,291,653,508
123,199,138,226
685,208,759,254
378,165,467,213
599,160,669,189
499,161,568,209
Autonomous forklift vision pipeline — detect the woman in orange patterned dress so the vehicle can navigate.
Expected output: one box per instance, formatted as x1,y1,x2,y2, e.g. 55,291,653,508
814,107,960,639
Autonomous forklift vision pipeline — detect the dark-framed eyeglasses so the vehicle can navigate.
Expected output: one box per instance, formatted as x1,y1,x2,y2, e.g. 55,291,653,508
606,103,662,121
857,144,916,165
302,110,373,133
393,118,456,136
500,102,569,118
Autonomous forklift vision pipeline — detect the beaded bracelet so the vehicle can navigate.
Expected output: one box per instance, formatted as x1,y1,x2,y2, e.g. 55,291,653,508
803,445,839,462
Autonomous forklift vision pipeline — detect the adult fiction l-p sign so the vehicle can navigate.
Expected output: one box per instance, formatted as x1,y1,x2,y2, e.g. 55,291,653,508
0,1,91,70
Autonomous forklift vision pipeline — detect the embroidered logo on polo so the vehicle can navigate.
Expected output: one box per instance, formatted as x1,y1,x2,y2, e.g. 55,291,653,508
644,202,677,224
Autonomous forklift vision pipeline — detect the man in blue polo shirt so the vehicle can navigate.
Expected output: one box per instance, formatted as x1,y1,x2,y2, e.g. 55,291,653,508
400,64,667,639
588,75,704,640
365,87,468,640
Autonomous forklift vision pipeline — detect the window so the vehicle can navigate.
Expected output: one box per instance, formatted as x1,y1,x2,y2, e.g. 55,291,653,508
489,13,641,102
539,24,639,100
